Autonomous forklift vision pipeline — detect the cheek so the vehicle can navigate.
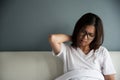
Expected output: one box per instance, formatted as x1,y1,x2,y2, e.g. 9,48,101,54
89,40,94,44
88,41,92,44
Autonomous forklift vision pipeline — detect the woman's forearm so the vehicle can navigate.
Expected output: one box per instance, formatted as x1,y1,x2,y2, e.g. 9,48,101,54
49,34,71,44
104,75,115,80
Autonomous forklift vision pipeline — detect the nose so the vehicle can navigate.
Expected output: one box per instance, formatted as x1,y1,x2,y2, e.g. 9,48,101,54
83,34,88,40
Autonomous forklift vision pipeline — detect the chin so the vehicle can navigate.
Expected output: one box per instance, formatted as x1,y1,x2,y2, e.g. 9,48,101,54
80,42,89,47
81,44,87,47
78,41,89,47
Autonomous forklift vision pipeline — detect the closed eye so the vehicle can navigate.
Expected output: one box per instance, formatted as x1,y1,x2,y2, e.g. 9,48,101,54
88,33,95,37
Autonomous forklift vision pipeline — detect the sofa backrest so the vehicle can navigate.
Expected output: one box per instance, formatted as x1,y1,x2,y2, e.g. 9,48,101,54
0,51,119,80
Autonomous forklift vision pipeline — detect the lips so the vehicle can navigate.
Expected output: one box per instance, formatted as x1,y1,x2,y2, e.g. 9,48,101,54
78,39,87,45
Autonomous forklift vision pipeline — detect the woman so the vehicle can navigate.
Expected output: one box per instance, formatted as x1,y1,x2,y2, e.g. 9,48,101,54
48,13,116,80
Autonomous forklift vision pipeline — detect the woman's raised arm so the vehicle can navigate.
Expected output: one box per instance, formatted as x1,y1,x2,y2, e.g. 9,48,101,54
48,34,71,55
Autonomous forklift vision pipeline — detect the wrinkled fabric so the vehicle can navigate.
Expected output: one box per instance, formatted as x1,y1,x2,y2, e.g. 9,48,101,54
52,43,116,80
55,70,104,80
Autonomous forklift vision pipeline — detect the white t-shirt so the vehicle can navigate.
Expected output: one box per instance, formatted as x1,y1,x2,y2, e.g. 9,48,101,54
52,43,116,76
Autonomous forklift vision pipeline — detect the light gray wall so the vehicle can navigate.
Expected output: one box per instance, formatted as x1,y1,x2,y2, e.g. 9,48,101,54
0,0,120,51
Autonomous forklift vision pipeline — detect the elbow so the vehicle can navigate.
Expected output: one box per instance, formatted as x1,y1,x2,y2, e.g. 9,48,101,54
48,34,55,42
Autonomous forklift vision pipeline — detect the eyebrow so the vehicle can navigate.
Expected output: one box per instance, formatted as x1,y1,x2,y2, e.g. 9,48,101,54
81,30,95,34
87,32,95,35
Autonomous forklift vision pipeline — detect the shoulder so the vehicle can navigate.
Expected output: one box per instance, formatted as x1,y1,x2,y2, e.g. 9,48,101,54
98,46,108,52
95,46,109,56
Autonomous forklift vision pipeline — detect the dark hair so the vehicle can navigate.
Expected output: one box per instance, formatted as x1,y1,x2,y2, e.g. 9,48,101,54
71,13,104,51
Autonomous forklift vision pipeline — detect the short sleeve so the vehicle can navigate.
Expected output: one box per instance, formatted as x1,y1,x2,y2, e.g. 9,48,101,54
101,48,116,75
52,43,67,60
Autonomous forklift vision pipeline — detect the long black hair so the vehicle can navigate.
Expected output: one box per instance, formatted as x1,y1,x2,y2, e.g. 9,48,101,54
71,13,104,51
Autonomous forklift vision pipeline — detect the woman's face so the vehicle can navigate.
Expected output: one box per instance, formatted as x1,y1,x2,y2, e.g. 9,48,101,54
77,25,95,47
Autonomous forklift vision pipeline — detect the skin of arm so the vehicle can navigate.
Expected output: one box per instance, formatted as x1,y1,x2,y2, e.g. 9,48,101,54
104,74,115,80
48,34,71,55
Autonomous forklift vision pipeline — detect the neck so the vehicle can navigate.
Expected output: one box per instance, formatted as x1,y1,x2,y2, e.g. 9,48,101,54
80,46,90,54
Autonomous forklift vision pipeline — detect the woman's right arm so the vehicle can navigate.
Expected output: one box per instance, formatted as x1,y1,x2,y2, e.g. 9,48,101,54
48,34,71,55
